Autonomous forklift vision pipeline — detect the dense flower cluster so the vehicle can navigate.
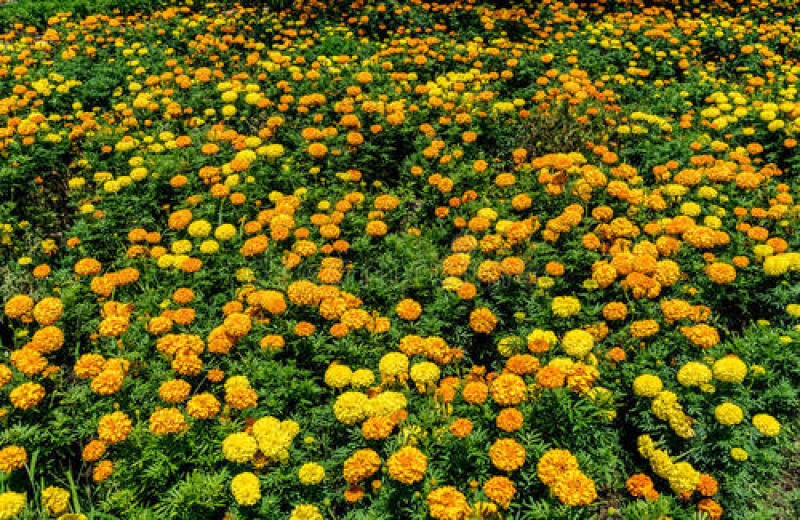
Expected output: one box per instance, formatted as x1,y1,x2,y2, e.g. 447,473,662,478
0,0,798,518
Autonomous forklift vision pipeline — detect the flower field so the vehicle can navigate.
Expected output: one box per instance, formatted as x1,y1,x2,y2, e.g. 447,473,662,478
1,0,800,518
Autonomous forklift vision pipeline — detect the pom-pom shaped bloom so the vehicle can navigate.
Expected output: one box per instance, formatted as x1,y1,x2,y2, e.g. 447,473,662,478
387,446,427,484
231,472,261,506
222,432,258,463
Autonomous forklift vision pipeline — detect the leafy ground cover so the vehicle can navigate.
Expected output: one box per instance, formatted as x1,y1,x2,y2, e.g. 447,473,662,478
0,0,799,519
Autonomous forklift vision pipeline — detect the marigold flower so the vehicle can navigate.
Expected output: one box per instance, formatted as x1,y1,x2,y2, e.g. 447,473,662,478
387,446,427,484
0,446,26,474
488,438,526,472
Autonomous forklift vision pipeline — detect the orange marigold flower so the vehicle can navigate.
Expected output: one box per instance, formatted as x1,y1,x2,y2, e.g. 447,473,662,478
537,449,579,486
483,475,516,509
387,446,427,484
427,486,472,520
496,407,524,432
449,418,473,438
343,449,381,483
470,307,497,334
489,438,526,472
490,373,527,405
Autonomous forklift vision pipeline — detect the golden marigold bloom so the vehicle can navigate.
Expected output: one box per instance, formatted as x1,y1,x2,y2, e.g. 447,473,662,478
427,486,472,520
537,449,579,486
9,382,45,410
186,393,220,420
462,381,489,404
4,295,34,319
626,473,655,498
680,324,720,349
706,262,736,284
469,307,497,334
387,446,427,484
449,418,473,438
482,475,515,509
32,297,62,325
551,469,597,506
290,504,323,520
148,408,186,435
343,449,381,483
0,446,26,474
630,319,660,338
97,412,132,444
697,473,719,497
82,440,107,462
361,415,395,441
490,373,527,406
698,498,723,520
395,298,422,320
495,408,524,433
74,258,102,276
41,486,69,516
488,438,526,472
158,379,192,403
93,460,113,483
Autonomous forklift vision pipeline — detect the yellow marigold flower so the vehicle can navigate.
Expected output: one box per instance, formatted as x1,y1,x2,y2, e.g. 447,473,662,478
222,433,258,463
712,356,747,383
351,369,375,387
324,364,352,388
231,472,261,506
41,486,69,516
0,491,26,520
333,392,369,425
562,329,594,358
677,362,712,387
410,362,440,387
714,402,744,426
552,296,581,317
298,463,325,485
730,448,749,461
752,414,781,437
632,374,662,398
378,352,409,378
290,504,322,520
